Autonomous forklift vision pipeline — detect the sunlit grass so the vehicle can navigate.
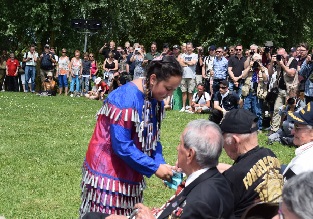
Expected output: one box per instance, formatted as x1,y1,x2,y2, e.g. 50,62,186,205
0,92,294,218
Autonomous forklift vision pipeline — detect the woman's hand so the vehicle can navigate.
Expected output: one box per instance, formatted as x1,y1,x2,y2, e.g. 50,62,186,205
155,164,173,181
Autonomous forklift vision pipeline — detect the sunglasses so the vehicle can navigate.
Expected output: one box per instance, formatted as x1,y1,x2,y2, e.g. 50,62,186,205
236,49,242,51
62,51,66,53
216,51,222,53
89,56,93,58
220,86,227,89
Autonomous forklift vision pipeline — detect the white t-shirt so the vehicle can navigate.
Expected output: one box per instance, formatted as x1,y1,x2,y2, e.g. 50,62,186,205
192,92,211,105
24,51,38,66
182,53,198,79
283,141,313,181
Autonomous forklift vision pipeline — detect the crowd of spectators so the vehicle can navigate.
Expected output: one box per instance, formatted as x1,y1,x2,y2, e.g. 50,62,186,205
2,39,313,219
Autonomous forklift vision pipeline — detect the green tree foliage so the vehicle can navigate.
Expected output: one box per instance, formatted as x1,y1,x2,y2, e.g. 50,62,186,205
0,0,312,54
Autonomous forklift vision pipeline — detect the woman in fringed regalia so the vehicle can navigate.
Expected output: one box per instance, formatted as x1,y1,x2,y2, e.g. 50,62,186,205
80,55,183,217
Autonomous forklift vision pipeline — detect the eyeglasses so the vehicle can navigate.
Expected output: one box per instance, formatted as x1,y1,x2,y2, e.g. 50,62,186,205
294,124,311,131
236,49,242,51
219,86,227,89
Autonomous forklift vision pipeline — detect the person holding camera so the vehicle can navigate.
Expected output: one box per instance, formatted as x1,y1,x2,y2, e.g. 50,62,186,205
195,46,204,85
108,72,126,93
241,53,269,131
23,44,38,92
130,45,145,79
39,44,56,90
298,51,313,103
268,48,298,135
99,40,120,60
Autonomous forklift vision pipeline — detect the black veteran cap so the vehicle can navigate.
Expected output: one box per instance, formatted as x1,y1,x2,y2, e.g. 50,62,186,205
220,109,258,134
288,102,313,126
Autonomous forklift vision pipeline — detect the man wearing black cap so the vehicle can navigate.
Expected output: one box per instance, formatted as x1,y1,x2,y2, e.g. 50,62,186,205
209,80,240,124
39,44,56,89
283,102,313,181
219,109,283,219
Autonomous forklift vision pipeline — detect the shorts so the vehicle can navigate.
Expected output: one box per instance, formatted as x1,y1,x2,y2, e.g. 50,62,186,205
180,78,196,93
20,74,31,85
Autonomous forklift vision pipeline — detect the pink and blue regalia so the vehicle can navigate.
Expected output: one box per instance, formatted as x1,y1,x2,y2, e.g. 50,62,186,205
80,81,166,217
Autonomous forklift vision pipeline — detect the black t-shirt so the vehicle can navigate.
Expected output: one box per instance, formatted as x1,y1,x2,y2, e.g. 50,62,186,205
195,55,204,75
112,77,126,90
228,55,246,77
101,49,120,60
223,147,283,219
213,91,239,111
278,59,298,90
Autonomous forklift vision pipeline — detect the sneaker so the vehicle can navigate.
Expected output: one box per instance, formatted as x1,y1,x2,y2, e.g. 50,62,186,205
70,93,74,97
186,110,194,114
185,106,191,110
179,107,185,112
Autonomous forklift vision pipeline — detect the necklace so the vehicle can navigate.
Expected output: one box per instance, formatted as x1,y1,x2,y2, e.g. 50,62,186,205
140,79,162,155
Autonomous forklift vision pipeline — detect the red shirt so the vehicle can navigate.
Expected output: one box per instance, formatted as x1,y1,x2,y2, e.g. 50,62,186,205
6,58,20,76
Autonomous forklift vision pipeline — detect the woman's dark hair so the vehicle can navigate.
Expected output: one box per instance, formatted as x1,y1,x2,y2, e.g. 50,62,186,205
145,55,182,100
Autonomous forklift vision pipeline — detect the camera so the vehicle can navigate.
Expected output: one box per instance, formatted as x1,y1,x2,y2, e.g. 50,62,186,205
276,54,282,61
135,48,141,54
264,46,270,53
45,78,50,82
252,61,260,70
114,75,119,80
250,51,255,56
29,58,33,61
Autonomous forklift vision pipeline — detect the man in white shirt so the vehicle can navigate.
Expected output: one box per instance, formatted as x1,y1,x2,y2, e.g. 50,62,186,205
23,44,38,92
284,102,313,181
180,42,198,112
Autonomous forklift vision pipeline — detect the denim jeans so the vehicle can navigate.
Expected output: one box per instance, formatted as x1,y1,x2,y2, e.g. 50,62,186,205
70,75,80,92
81,77,90,94
25,65,36,92
243,92,263,130
228,81,243,98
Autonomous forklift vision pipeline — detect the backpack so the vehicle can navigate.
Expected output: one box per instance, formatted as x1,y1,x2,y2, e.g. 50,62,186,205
22,52,27,70
40,53,53,70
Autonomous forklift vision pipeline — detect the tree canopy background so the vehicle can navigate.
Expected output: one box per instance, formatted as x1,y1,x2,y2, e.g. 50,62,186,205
1,0,312,55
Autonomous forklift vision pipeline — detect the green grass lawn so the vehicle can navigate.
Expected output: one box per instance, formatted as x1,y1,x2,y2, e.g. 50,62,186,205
0,92,295,218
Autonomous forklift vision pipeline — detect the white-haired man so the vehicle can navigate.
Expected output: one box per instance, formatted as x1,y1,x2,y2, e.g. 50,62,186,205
283,102,313,180
219,109,283,219
82,120,235,219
